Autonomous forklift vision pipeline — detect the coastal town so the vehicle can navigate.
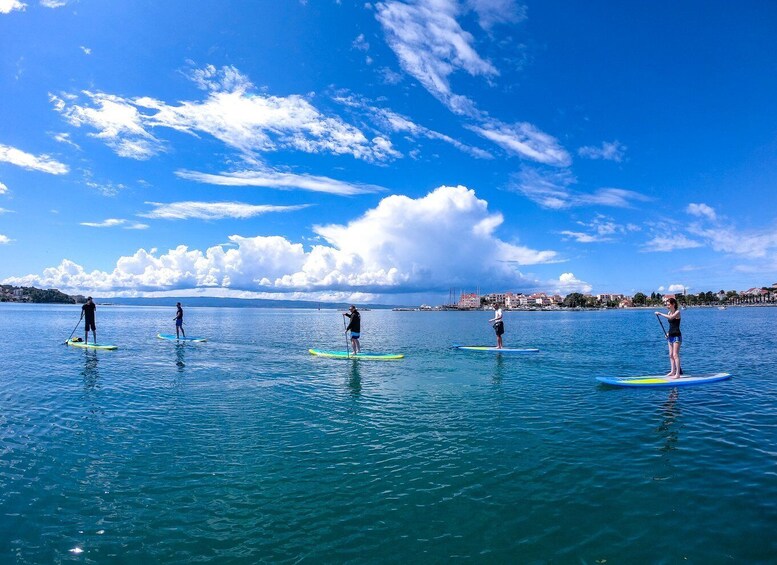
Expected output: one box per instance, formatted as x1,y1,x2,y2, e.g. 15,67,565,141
2,283,777,309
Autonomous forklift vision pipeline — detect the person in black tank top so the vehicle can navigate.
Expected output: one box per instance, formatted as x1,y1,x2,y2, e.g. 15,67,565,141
655,297,682,378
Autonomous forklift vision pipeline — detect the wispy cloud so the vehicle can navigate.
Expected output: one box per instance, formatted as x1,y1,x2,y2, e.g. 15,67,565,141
0,0,26,14
578,140,627,162
687,202,716,221
51,132,81,150
560,215,640,243
176,168,386,196
469,121,571,166
80,46,92,55
80,218,149,229
0,143,69,174
513,166,650,209
0,234,12,244
466,0,527,31
0,181,7,194
40,0,66,7
140,201,310,220
642,234,703,252
52,65,399,163
376,0,497,116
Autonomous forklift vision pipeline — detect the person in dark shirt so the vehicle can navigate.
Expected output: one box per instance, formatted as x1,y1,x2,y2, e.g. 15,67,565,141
174,302,185,339
343,305,361,354
82,296,97,344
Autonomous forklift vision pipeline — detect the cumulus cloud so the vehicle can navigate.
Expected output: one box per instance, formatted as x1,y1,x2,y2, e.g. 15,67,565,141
5,185,559,296
470,121,571,166
0,0,26,14
686,202,716,221
0,234,11,244
667,284,687,293
80,218,149,229
52,66,398,163
140,201,310,220
176,168,385,196
0,143,69,174
376,0,497,116
578,141,627,162
513,166,649,209
549,272,592,294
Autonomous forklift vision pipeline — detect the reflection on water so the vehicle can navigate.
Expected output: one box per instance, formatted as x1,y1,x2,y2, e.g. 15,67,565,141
175,343,186,371
347,360,361,397
491,355,505,384
81,350,99,392
654,388,680,479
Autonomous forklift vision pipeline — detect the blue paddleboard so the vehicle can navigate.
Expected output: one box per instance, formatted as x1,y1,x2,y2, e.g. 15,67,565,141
157,333,207,342
596,372,731,388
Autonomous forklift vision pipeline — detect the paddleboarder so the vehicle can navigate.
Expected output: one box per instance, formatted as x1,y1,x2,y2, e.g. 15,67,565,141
82,296,97,345
343,305,361,354
174,302,185,339
655,297,682,378
488,303,504,349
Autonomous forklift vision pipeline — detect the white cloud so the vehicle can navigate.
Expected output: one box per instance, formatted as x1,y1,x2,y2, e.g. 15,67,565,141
40,0,66,7
688,224,777,259
5,185,559,296
578,141,627,162
548,272,592,294
642,234,703,252
514,166,650,209
80,46,91,55
376,0,496,116
52,132,81,150
469,122,571,167
80,218,149,229
686,202,716,221
667,284,687,293
352,33,370,51
176,168,385,196
0,181,7,194
466,0,527,30
53,66,399,163
0,0,26,14
0,234,12,244
0,143,69,174
140,201,310,220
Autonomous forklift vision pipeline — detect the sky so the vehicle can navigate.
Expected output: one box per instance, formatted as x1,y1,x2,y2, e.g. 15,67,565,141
1,0,776,305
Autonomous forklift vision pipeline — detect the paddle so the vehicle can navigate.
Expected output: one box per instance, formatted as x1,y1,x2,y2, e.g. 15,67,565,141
655,313,667,337
342,314,352,356
64,313,83,344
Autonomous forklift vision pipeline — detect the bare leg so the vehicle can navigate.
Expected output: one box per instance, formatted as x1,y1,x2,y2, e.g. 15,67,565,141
670,342,682,378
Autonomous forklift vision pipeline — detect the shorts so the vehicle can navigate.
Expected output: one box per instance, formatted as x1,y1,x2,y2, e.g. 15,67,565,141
85,319,96,332
493,321,504,336
667,335,682,344
176,319,183,327
350,332,360,339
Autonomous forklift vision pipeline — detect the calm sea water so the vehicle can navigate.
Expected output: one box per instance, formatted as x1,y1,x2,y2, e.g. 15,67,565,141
0,304,775,563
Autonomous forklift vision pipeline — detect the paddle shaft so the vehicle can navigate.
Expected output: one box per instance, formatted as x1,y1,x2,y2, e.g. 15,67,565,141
65,313,83,344
343,314,351,355
655,313,668,337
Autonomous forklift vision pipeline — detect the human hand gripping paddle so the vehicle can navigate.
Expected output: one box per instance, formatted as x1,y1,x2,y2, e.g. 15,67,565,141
64,312,83,344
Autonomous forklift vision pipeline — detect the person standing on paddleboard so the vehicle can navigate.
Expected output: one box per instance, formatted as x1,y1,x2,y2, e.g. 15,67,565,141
488,303,504,349
343,305,361,354
174,302,185,339
655,297,682,378
82,297,97,344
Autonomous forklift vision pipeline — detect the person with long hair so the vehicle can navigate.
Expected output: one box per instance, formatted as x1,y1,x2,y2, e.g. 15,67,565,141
655,297,682,378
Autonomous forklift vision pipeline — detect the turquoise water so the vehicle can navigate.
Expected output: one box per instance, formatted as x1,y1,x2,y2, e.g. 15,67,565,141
1,304,775,563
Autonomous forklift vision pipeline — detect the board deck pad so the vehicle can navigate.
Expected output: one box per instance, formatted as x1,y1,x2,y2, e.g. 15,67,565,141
66,339,118,350
455,345,539,354
596,372,731,388
309,349,404,360
157,333,207,342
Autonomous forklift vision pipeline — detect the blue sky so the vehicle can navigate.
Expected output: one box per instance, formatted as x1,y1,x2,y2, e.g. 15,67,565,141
1,0,776,304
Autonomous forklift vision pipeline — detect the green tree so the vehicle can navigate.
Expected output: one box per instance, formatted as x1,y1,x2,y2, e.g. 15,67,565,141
633,292,647,306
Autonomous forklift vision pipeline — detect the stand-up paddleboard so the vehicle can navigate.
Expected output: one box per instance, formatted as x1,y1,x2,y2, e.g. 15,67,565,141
596,372,731,388
309,349,404,360
454,345,539,354
66,339,118,350
157,333,207,342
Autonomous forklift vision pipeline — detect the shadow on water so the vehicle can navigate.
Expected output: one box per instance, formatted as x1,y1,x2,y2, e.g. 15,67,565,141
175,343,186,371
80,350,104,419
347,361,361,397
491,355,505,385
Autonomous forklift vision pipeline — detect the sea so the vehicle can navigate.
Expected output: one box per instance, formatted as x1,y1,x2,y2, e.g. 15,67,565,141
1,304,775,563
